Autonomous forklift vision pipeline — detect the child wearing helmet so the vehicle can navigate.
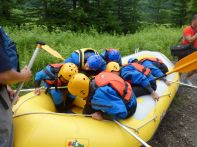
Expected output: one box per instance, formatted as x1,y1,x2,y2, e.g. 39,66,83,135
34,63,78,112
128,57,171,86
68,72,137,120
84,55,106,71
106,62,159,101
100,48,122,65
64,48,106,75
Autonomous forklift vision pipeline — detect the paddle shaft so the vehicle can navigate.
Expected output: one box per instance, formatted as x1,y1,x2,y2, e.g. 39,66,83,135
114,120,151,147
12,45,41,105
20,86,68,92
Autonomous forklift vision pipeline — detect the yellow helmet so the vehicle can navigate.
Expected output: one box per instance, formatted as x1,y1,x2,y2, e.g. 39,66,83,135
58,63,78,81
106,62,120,72
68,73,90,98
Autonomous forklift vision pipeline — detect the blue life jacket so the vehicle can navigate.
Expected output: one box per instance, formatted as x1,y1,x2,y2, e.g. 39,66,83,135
0,26,19,71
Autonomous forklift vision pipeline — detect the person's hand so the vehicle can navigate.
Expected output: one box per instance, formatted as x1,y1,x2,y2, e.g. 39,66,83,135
92,112,103,121
165,80,171,86
7,85,18,101
194,33,197,39
34,88,41,95
151,91,159,101
20,66,32,81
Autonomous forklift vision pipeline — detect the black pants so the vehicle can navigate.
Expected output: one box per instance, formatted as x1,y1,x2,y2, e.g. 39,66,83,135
132,81,157,97
178,50,196,60
126,102,137,118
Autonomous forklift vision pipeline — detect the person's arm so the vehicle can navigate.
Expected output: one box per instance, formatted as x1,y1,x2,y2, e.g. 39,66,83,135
0,41,30,84
64,52,79,67
34,67,51,95
0,67,31,84
184,34,197,43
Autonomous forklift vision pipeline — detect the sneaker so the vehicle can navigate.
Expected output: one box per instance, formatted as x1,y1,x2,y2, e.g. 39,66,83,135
183,79,193,86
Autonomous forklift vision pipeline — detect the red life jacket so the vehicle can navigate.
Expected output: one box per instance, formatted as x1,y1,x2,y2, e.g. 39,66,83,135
123,63,151,76
139,57,163,64
95,71,132,102
44,64,64,87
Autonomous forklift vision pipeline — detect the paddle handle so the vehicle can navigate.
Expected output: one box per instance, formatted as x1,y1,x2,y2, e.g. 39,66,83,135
12,44,41,106
154,74,166,81
114,120,151,147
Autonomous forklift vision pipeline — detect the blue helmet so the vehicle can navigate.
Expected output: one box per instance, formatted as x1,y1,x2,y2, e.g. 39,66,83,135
107,49,120,62
128,57,138,64
87,55,103,71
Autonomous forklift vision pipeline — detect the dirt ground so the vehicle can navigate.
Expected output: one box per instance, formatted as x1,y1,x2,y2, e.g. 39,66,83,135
150,74,197,147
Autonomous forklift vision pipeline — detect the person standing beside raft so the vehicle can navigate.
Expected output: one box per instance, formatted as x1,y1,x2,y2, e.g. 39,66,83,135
0,26,32,147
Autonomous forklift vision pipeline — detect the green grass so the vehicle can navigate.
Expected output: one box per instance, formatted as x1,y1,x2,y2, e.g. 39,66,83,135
4,25,182,88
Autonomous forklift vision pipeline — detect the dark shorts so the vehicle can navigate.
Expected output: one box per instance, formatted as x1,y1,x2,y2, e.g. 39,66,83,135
178,49,196,60
132,81,157,97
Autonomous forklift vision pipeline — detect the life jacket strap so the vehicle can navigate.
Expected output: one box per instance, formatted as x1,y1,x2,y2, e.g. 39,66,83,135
122,81,128,102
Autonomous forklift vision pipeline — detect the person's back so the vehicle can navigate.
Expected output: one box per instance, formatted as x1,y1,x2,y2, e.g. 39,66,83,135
67,72,137,120
120,63,154,88
129,57,170,86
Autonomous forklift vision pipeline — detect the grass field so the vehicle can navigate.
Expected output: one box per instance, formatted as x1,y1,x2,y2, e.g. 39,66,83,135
4,25,182,87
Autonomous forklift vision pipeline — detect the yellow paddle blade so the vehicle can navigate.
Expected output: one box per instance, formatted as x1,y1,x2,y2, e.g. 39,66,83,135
175,51,197,68
167,51,197,75
41,45,64,61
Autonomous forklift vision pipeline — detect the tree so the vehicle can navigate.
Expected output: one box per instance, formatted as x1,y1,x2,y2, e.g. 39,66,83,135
114,0,140,33
139,0,173,24
171,0,188,26
187,0,197,21
0,0,13,24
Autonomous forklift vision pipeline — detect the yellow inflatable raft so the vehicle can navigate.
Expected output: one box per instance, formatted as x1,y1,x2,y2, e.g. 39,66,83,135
13,51,179,147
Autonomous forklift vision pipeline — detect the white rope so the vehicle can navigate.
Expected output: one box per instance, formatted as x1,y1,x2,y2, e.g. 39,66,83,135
13,112,92,118
114,120,151,147
19,86,68,92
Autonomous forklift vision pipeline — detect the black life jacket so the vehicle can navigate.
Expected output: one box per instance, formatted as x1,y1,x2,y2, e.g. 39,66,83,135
75,48,98,69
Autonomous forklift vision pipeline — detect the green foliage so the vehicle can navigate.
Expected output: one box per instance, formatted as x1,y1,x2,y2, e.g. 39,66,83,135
170,0,188,26
0,0,196,33
139,0,174,24
187,0,197,19
4,25,181,88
